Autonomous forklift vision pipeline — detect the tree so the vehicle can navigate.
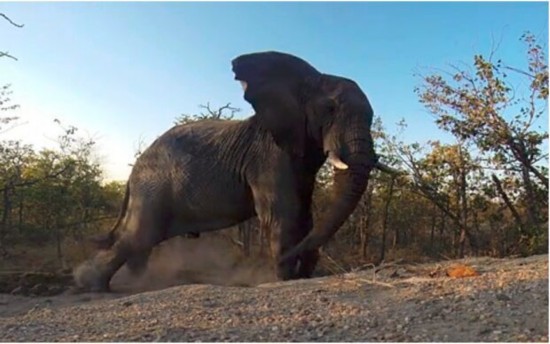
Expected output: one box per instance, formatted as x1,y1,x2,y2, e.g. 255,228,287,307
0,140,34,253
174,102,240,125
9,122,104,265
415,32,548,252
0,15,24,253
0,118,120,267
0,13,126,267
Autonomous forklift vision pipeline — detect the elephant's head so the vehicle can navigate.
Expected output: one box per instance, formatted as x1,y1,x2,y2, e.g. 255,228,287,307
232,51,382,263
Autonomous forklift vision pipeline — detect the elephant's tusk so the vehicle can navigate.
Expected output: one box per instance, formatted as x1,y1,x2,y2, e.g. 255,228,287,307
327,152,349,170
240,80,247,91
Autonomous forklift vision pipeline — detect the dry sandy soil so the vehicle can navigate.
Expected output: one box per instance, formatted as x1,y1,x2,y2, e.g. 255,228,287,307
0,237,547,342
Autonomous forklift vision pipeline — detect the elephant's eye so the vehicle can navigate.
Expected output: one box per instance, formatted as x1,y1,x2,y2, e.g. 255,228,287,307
325,100,337,115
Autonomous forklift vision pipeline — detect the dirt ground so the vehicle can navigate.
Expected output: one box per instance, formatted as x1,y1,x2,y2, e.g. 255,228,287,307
1,236,275,317
0,237,547,342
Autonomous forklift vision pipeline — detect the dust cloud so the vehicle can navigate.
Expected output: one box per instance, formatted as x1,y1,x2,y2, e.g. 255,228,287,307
110,235,277,293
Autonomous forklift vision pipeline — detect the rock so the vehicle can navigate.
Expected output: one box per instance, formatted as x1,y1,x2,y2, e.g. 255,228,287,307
29,284,48,296
10,286,26,295
59,268,72,275
122,301,133,307
496,293,511,301
47,285,66,296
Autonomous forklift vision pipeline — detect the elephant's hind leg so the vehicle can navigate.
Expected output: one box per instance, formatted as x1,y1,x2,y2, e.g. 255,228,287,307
74,243,128,292
121,205,168,277
75,202,168,291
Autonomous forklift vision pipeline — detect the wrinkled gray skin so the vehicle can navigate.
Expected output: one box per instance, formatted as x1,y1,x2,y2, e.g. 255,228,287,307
75,51,385,292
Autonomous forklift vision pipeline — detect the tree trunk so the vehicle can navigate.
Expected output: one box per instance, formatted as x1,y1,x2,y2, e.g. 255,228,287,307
458,227,466,258
379,177,395,264
18,195,24,234
0,185,12,251
430,204,437,254
359,185,373,258
458,145,469,258
492,174,524,234
520,164,540,231
439,212,446,237
472,211,480,255
392,220,399,249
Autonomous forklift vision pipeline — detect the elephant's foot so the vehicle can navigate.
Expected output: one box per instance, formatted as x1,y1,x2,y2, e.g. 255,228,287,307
275,260,299,281
296,249,319,278
73,260,112,293
125,252,150,277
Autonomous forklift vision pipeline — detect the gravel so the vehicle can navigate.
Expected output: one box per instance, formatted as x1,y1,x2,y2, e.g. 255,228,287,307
0,254,547,342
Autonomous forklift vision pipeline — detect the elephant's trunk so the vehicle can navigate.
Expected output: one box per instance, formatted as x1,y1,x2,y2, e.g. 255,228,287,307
280,141,375,264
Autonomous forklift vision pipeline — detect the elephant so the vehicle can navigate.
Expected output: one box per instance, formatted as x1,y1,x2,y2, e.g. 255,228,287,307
74,51,395,292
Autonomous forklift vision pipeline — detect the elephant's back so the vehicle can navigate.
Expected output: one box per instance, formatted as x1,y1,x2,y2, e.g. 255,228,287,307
127,118,256,222
138,119,243,157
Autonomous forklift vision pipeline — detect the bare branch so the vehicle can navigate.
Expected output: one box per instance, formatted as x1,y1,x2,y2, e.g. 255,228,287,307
0,120,27,135
57,215,118,230
198,102,240,120
488,29,504,62
0,162,74,193
0,13,25,28
0,13,24,28
527,163,549,189
0,51,17,61
503,65,536,79
375,161,403,175
0,13,23,62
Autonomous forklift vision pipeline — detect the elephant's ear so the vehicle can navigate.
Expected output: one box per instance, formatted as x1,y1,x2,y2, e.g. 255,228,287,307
232,51,320,156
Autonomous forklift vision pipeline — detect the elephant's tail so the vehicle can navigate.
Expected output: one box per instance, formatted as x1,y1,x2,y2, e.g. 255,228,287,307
89,182,130,250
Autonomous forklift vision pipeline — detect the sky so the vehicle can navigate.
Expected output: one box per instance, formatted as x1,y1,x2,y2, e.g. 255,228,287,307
0,1,548,181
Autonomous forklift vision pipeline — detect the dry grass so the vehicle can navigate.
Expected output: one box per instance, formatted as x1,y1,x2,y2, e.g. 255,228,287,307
1,239,93,272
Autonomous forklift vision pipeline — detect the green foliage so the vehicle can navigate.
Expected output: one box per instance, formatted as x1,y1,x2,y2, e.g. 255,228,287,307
326,34,548,262
415,33,547,181
407,32,548,257
0,120,124,266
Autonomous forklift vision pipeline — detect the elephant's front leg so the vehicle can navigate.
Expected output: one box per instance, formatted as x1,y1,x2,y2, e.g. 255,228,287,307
291,173,320,279
252,188,301,281
295,212,319,278
268,217,302,280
